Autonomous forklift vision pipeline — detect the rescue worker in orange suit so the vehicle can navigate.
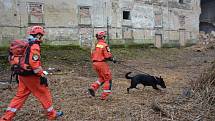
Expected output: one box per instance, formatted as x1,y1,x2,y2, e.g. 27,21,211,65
0,26,63,121
88,31,116,100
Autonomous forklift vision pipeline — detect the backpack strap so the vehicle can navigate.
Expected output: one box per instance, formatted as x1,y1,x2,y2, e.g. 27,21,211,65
24,45,31,65
24,42,36,65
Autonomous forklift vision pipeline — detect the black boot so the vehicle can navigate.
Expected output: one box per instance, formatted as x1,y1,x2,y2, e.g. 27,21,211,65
88,88,95,97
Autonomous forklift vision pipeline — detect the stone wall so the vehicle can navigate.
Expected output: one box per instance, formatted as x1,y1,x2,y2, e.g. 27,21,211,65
0,0,201,47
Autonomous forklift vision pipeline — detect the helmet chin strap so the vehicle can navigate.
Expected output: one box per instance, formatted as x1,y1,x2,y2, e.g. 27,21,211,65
36,34,43,39
38,36,42,41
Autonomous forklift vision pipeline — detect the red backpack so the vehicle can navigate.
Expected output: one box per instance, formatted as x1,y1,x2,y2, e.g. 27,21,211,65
9,39,34,77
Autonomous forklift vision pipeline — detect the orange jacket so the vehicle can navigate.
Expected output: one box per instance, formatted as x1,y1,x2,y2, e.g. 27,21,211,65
91,39,112,62
23,43,44,76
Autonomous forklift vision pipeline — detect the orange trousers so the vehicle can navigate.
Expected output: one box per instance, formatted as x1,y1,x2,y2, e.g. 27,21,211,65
0,75,57,121
91,62,112,99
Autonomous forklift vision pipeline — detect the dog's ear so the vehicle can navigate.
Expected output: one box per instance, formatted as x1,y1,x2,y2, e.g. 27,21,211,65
160,76,163,80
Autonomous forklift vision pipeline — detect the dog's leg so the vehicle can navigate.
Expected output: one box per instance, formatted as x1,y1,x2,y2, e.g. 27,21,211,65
127,88,130,94
152,85,159,90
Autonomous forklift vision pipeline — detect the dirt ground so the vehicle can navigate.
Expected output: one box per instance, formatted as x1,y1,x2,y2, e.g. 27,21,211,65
0,47,214,121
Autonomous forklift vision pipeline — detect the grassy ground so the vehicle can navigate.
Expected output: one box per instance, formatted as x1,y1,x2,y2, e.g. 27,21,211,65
0,46,214,121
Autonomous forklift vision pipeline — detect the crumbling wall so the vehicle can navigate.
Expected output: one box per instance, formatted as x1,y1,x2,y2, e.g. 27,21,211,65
0,0,201,47
44,0,79,44
200,0,215,33
0,0,21,45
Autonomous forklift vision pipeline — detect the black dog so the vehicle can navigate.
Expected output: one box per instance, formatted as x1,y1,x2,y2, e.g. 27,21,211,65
125,72,166,93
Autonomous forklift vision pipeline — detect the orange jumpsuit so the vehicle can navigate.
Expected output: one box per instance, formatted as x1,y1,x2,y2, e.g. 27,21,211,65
90,39,113,99
0,42,57,121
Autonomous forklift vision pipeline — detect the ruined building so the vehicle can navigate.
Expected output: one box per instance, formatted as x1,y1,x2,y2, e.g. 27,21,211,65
200,0,215,33
0,0,203,47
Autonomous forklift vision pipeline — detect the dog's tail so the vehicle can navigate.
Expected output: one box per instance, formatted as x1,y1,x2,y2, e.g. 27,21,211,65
125,72,133,79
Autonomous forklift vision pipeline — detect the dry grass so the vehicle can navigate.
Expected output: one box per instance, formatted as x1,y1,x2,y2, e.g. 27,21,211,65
159,61,215,121
0,47,215,121
190,61,215,120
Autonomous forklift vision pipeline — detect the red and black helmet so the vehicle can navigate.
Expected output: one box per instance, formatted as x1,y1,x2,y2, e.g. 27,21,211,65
29,26,45,35
96,31,106,39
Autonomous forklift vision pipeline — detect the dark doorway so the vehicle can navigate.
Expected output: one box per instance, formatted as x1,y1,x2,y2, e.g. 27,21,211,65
200,0,215,33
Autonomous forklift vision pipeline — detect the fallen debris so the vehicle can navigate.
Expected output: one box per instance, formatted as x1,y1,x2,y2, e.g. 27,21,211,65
190,31,215,52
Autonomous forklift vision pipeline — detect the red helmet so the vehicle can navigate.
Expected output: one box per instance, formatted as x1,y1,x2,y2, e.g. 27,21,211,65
29,26,45,35
96,31,106,39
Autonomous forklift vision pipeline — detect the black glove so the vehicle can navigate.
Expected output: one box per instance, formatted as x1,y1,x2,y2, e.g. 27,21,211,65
105,57,117,63
112,58,117,63
40,76,48,87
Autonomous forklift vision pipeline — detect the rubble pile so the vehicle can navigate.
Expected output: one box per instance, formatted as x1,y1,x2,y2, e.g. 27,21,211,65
192,31,215,52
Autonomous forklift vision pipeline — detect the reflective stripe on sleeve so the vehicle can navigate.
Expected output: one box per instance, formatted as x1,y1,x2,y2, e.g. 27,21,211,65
6,107,17,112
96,44,104,48
33,66,43,74
96,80,101,85
47,106,54,112
103,90,111,93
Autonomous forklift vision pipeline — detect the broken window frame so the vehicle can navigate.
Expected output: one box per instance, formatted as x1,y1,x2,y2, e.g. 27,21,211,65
78,6,92,26
179,0,184,4
123,11,131,20
27,2,44,25
179,15,186,29
154,13,163,28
